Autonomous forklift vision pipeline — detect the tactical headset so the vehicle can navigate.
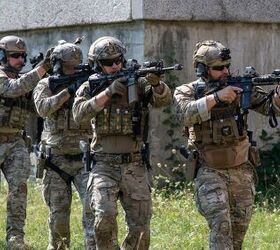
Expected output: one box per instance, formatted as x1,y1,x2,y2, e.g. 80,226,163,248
194,41,231,78
195,62,208,78
0,48,27,65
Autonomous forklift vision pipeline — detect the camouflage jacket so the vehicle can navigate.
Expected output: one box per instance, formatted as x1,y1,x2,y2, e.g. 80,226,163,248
33,77,92,155
174,78,280,128
72,76,172,153
0,66,41,98
0,66,41,132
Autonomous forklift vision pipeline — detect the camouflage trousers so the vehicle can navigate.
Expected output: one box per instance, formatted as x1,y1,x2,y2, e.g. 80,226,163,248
42,155,95,250
87,156,152,250
194,162,256,250
0,134,31,242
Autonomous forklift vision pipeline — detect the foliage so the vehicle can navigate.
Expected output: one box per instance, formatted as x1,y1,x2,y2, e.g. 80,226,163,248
154,51,187,187
255,129,280,208
1,181,280,249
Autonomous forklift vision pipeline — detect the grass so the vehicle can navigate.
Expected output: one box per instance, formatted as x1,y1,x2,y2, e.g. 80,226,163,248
1,181,280,249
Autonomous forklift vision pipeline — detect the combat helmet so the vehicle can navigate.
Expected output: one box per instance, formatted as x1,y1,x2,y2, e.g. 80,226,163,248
50,42,82,66
0,35,27,63
193,40,231,68
88,36,126,65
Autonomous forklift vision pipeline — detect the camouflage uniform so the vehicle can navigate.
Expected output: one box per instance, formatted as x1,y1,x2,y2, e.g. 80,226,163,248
174,40,280,249
0,35,48,250
33,43,95,250
73,36,172,250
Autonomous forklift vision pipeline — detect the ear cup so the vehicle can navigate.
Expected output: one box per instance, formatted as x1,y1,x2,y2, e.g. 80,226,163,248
0,49,7,63
195,63,208,78
52,59,63,75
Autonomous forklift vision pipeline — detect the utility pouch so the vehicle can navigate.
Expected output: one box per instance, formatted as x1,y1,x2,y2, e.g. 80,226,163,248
200,139,249,169
248,145,261,167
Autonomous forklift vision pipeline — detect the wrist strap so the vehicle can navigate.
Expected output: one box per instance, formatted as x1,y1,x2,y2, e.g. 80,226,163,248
213,92,222,104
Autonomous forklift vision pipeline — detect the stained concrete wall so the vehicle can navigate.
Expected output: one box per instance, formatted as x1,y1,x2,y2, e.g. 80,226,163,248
0,0,279,170
144,20,280,147
1,0,280,31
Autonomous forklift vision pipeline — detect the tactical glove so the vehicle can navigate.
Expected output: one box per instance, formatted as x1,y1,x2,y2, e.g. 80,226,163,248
67,81,80,96
105,77,127,97
145,73,163,87
39,47,54,72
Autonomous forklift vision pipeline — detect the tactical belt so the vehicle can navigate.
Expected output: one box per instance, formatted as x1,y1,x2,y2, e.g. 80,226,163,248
0,132,21,142
64,153,83,161
94,152,141,164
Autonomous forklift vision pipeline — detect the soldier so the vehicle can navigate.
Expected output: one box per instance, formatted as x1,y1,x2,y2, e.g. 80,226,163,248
32,42,95,250
72,36,172,249
0,35,51,250
174,40,280,249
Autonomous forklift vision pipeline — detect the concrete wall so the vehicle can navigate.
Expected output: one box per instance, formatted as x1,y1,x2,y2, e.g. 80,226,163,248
0,0,279,170
1,0,280,31
144,20,280,161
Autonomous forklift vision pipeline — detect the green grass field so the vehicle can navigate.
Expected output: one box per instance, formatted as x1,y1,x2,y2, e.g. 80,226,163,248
1,181,280,250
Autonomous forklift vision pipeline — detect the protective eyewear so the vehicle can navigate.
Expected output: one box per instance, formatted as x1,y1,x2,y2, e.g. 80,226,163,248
99,56,123,67
211,64,230,71
9,52,27,59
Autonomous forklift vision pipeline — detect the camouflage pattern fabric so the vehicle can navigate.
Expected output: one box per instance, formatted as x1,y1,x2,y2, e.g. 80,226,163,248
72,78,172,153
195,163,256,250
173,79,280,249
33,77,95,250
87,158,152,250
0,66,42,248
0,135,30,243
73,76,171,249
0,67,41,98
42,155,94,250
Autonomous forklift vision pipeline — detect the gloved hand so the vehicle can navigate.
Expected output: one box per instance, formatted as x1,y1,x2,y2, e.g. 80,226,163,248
105,77,127,97
67,81,80,96
145,73,163,87
39,47,54,72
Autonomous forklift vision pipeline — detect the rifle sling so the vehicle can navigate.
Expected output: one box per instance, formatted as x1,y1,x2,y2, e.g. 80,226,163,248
251,90,278,128
45,158,74,185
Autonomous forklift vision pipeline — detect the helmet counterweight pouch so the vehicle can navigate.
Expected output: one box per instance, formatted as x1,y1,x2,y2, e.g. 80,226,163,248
0,49,7,63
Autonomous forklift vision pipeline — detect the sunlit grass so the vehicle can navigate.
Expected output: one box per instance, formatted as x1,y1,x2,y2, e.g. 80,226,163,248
1,181,280,249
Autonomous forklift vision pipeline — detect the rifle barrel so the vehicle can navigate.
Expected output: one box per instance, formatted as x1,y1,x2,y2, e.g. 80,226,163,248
253,76,280,84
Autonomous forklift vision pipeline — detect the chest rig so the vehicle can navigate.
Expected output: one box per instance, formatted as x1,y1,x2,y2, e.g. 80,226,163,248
189,81,250,168
44,85,91,133
0,68,33,129
94,92,149,140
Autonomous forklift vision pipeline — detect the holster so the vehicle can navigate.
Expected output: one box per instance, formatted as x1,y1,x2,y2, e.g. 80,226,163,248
185,150,199,181
32,144,46,179
36,144,74,184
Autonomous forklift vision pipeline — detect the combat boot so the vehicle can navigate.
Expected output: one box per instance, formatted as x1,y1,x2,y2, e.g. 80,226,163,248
7,236,30,250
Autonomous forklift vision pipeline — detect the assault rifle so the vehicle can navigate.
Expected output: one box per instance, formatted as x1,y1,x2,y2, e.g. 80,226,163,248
196,66,280,127
89,59,183,104
48,64,95,93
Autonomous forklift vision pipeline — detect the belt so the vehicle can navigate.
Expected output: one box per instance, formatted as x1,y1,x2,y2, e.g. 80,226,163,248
63,153,83,161
94,152,141,164
0,132,21,142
